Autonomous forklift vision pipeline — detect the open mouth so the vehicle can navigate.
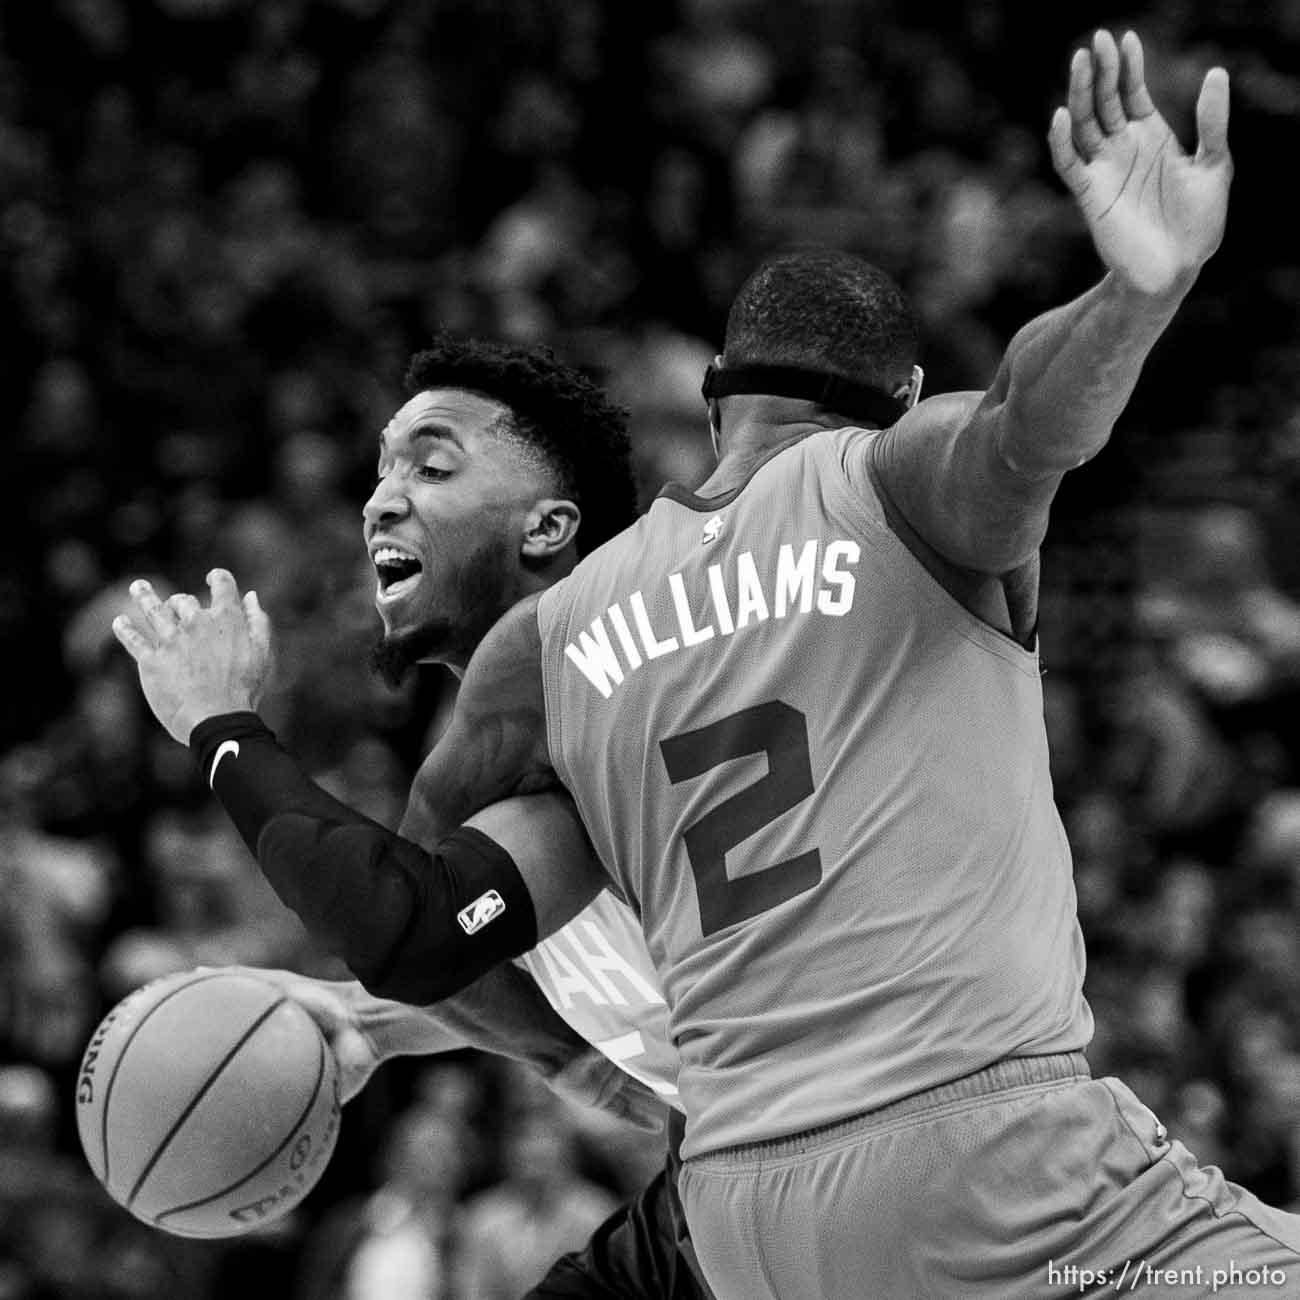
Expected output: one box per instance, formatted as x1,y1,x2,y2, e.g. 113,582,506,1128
373,546,423,601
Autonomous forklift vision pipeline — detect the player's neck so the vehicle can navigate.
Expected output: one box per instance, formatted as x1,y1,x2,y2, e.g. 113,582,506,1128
433,560,573,680
698,412,839,497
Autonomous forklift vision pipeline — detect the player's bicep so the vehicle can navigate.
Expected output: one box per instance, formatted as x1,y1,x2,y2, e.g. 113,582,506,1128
871,392,1061,573
400,731,470,846
465,792,603,939
410,596,557,838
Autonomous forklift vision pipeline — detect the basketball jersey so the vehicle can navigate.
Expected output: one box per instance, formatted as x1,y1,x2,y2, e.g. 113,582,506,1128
536,426,1092,1159
515,889,681,1107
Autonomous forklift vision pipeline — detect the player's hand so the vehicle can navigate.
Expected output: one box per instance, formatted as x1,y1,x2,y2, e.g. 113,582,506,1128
204,967,381,1104
547,1047,668,1134
112,569,272,745
1048,30,1231,297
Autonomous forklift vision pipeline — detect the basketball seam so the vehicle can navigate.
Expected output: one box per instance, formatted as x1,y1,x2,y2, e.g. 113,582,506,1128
98,970,229,1191
126,995,290,1210
153,1025,331,1227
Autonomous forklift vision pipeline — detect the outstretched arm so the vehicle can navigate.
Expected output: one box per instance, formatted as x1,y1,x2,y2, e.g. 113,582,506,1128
874,30,1232,573
235,966,665,1131
113,573,601,1001
113,572,639,1124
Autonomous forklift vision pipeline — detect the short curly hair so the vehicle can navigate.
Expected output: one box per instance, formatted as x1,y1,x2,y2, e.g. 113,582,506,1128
723,248,918,394
404,335,635,556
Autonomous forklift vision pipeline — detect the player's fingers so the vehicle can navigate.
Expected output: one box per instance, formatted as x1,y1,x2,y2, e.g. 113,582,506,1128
280,983,351,1037
1067,47,1106,157
206,567,241,612
1091,29,1126,134
166,592,201,626
1047,106,1083,185
243,590,272,659
329,1028,379,1104
129,579,178,641
1118,30,1156,120
273,985,373,1102
111,613,155,661
114,602,155,643
1195,66,1231,164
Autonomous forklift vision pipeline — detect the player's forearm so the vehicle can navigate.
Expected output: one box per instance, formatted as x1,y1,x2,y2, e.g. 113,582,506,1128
982,271,1186,478
189,713,364,849
188,713,538,1002
318,979,476,1060
387,961,595,1079
326,972,588,1076
310,969,664,1129
885,273,1192,572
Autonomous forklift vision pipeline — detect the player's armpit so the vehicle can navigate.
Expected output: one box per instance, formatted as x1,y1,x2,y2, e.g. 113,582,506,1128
401,595,557,843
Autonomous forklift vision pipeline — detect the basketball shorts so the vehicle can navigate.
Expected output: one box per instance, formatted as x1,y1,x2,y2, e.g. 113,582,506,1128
677,1052,1300,1299
525,1117,715,1300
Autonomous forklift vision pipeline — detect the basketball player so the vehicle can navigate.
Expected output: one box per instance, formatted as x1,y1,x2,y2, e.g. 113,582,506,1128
399,35,1297,1297
115,338,712,1299
120,31,1300,1297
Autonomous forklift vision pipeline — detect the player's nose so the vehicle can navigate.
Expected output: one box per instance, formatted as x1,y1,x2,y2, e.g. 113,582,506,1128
362,475,412,528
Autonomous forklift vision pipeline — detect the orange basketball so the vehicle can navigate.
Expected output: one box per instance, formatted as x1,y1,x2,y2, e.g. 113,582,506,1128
75,968,340,1238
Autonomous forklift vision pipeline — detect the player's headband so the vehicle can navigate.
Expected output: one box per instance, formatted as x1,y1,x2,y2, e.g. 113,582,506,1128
701,362,924,427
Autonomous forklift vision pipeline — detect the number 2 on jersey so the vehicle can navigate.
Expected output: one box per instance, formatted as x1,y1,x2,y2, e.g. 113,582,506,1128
659,701,822,937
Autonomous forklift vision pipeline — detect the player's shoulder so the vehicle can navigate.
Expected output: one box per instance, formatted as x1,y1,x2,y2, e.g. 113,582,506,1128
885,389,983,444
435,595,551,795
474,591,545,670
456,595,547,733
871,389,984,485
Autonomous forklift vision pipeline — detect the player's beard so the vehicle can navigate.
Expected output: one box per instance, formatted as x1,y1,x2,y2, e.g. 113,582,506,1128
370,533,515,688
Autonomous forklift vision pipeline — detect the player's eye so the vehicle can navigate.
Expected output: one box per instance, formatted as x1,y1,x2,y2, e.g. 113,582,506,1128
417,465,452,482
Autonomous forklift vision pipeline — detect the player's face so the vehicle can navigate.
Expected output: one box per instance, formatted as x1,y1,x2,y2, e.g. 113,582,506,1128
363,388,553,671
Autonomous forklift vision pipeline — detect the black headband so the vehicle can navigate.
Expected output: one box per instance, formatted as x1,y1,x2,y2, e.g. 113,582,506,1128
701,363,907,428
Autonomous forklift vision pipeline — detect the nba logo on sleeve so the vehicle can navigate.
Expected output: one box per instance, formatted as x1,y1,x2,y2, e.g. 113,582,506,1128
458,890,506,934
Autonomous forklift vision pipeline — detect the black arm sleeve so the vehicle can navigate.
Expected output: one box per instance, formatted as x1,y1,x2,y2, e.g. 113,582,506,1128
189,713,538,1002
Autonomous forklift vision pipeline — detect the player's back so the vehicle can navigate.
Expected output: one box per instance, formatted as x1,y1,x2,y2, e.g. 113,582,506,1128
536,426,1091,1159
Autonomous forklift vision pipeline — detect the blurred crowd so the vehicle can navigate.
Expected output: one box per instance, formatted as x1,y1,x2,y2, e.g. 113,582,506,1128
4,0,1300,1296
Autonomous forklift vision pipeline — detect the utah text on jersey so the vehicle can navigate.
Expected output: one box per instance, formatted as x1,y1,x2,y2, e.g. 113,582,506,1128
563,537,861,698
516,902,680,1102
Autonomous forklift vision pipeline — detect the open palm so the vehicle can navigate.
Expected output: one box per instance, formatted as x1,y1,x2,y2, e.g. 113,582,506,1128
1049,30,1232,296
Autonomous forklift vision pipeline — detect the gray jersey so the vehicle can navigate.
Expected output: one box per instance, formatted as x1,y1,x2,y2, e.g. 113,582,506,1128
537,426,1091,1159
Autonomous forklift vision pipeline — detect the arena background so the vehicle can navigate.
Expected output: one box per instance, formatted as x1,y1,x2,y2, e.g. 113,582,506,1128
3,0,1300,1296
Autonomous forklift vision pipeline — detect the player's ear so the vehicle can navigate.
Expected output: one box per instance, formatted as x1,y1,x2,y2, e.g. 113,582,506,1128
521,499,581,560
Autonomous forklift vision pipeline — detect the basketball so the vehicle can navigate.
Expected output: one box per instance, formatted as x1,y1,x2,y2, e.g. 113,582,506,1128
75,968,341,1239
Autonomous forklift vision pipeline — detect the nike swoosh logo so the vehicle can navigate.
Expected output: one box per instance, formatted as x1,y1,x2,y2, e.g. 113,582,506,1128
209,740,240,788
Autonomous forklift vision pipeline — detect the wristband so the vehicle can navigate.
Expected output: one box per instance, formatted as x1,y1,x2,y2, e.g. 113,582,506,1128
190,711,276,789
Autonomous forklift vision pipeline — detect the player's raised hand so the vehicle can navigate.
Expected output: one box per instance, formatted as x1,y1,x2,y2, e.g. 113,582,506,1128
1048,30,1231,296
112,568,273,744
